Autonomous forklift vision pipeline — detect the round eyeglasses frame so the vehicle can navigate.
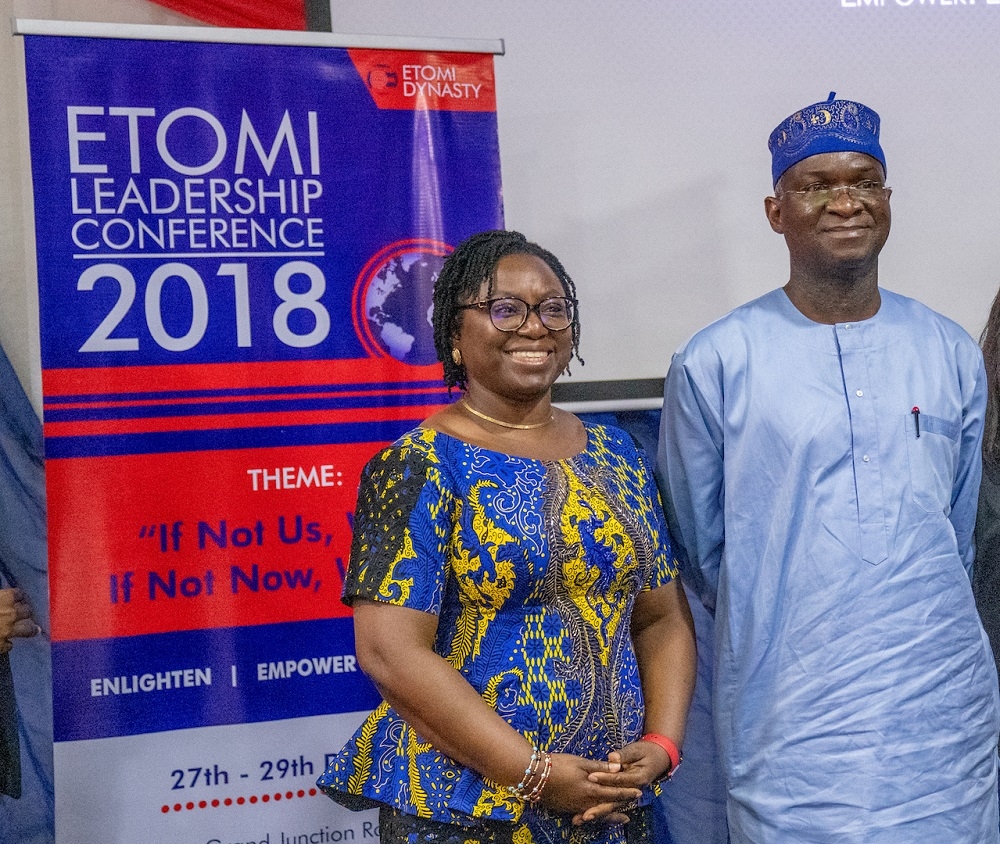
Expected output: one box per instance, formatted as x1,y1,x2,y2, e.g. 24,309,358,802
456,296,577,332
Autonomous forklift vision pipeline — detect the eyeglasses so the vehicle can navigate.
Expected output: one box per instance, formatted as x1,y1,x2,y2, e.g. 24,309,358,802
779,180,891,206
456,296,577,332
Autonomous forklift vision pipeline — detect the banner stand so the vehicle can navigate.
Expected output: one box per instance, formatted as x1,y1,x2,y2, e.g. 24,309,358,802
18,20,504,843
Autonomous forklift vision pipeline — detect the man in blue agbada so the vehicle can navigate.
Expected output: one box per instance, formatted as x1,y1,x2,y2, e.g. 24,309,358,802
658,93,1000,842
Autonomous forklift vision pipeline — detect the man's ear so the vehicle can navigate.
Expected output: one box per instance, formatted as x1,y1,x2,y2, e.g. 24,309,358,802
764,194,784,234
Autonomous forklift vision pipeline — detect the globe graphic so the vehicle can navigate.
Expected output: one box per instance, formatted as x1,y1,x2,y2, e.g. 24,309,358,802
363,251,445,365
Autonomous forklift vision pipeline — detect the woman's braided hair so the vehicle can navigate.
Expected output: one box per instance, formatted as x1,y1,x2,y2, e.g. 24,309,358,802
432,230,583,391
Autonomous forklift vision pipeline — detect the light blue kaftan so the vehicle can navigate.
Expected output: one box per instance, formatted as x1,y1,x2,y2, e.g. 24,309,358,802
658,288,1000,843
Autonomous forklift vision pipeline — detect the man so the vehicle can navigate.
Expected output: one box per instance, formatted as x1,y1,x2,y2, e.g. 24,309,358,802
658,93,1000,842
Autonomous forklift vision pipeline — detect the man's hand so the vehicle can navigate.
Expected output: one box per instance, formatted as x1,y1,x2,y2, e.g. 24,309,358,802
0,588,39,653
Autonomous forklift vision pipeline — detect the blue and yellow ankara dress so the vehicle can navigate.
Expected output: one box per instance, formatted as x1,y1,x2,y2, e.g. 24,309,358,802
318,423,678,844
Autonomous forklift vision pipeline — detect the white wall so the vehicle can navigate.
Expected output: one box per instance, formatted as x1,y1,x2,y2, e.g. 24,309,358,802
328,1,1000,386
5,1,1000,409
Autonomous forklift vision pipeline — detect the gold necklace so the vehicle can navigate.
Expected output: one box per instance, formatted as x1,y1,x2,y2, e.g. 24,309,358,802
461,399,554,430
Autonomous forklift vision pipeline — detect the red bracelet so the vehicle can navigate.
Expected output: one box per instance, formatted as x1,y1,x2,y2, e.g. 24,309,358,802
641,733,682,776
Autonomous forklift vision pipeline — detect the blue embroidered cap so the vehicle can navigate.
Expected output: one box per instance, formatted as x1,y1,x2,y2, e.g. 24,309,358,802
768,92,885,186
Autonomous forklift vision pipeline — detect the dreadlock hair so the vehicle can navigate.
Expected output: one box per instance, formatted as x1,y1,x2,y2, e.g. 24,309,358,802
982,287,1000,467
433,230,584,391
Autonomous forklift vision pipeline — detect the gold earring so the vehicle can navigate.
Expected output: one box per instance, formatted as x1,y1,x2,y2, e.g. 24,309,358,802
452,348,462,365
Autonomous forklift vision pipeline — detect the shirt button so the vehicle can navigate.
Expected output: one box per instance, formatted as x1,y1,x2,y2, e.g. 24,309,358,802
856,390,864,397
844,324,852,330
862,455,871,463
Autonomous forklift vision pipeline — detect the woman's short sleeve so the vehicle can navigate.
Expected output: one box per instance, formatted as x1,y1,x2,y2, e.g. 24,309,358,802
342,435,456,615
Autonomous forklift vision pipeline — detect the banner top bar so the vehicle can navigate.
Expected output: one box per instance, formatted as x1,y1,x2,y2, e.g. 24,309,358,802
12,18,505,55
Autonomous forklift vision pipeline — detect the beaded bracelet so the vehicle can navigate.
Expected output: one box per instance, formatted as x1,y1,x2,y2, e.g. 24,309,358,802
508,747,541,799
523,751,552,803
508,747,552,803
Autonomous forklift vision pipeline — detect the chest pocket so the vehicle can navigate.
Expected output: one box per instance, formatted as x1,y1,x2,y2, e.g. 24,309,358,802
904,412,960,515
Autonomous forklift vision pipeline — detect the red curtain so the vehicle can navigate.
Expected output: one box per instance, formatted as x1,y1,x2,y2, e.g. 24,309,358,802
150,0,307,30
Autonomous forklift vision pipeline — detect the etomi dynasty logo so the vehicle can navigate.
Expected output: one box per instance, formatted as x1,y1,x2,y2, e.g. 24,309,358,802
348,49,497,113
400,63,484,100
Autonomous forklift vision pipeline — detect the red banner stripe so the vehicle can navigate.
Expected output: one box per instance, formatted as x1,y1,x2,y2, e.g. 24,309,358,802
43,403,446,439
42,359,445,397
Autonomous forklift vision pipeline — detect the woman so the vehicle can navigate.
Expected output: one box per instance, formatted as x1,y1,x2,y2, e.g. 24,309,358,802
318,230,696,844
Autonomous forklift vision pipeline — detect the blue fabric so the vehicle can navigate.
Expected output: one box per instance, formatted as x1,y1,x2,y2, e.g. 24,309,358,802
768,93,885,186
656,584,728,844
320,424,677,842
650,794,674,844
658,288,999,843
0,345,53,844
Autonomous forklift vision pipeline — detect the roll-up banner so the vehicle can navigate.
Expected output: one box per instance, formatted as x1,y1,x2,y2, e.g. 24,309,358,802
17,20,504,843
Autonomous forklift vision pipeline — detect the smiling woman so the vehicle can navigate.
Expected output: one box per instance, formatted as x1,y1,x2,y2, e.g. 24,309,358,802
316,230,697,844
